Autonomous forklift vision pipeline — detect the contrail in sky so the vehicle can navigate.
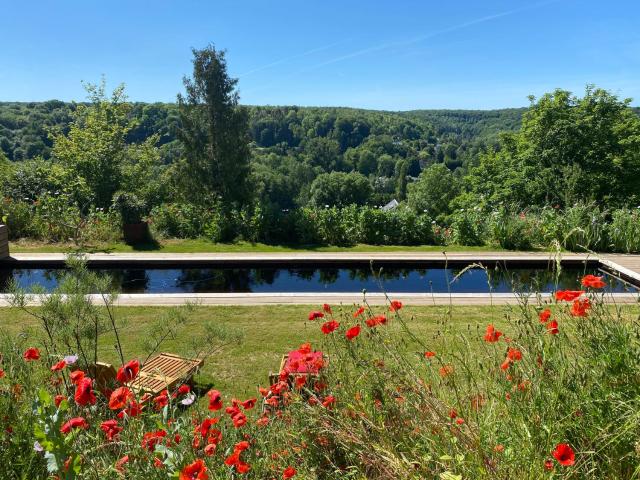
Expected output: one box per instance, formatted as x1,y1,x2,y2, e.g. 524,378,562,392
242,0,562,96
306,0,562,71
238,40,347,77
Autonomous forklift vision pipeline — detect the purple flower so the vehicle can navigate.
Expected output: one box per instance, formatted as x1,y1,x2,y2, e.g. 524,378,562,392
64,355,78,366
34,441,43,452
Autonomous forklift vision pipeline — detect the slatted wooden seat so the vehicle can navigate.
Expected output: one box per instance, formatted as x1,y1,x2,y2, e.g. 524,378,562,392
130,353,204,395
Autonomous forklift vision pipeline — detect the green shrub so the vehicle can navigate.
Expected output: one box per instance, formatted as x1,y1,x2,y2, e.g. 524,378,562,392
608,208,640,253
149,203,217,239
488,208,535,250
450,208,487,246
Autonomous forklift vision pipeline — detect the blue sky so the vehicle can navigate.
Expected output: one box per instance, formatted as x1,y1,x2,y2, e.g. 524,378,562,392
1,0,638,109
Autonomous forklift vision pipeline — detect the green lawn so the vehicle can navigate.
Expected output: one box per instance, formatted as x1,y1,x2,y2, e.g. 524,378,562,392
0,304,508,398
8,238,506,254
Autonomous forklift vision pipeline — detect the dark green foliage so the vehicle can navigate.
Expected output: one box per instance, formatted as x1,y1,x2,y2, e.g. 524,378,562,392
176,45,253,210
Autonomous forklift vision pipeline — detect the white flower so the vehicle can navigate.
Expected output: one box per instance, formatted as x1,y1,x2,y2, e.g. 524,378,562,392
34,441,43,452
180,393,196,406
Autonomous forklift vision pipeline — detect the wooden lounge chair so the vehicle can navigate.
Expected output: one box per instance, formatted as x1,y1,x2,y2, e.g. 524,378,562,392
130,353,204,395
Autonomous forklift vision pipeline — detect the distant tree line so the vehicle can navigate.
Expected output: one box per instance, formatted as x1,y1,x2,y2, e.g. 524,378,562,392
1,44,639,250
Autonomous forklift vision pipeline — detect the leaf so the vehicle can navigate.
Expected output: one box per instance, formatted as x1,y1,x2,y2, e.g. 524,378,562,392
440,472,463,480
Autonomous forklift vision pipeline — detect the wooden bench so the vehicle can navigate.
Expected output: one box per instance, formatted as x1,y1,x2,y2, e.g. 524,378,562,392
130,353,204,395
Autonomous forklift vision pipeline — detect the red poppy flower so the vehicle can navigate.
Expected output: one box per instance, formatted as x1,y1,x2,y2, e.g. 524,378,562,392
154,390,169,410
552,443,575,466
50,360,66,372
241,398,256,410
555,290,584,302
507,347,522,361
539,308,551,323
570,298,591,317
500,359,512,371
448,408,457,419
117,400,142,419
321,320,340,334
180,459,208,480
345,324,361,340
74,377,96,406
115,455,129,473
365,315,387,328
322,395,336,408
54,394,66,407
116,359,140,384
424,351,436,358
439,365,454,377
544,459,554,471
70,370,85,385
23,348,40,361
308,311,324,321
100,419,123,441
353,306,365,318
581,274,606,289
60,417,88,435
142,430,167,451
483,324,503,342
109,387,133,410
547,320,559,335
389,300,403,312
207,389,223,411
322,303,332,314
283,466,297,479
0,368,4,378
455,418,465,425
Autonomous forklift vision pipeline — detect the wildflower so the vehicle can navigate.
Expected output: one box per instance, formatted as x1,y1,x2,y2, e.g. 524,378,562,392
23,348,40,361
115,455,129,473
448,409,457,419
353,306,365,318
64,355,78,366
581,274,606,289
100,420,122,441
500,359,512,371
50,360,66,372
241,398,257,410
455,418,465,425
424,351,436,358
54,394,66,407
555,290,584,302
345,325,361,340
142,430,167,451
439,365,454,377
570,298,591,317
483,324,503,342
34,441,44,452
389,300,403,312
547,320,559,335
365,314,387,327
207,389,223,411
544,459,554,471
539,308,551,323
116,359,140,384
109,387,133,410
0,369,4,378
69,370,85,385
154,390,169,409
180,459,208,480
74,377,96,406
322,395,336,408
322,303,332,314
283,466,297,479
552,443,575,466
297,342,312,354
507,347,522,361
60,417,88,435
494,444,504,453
321,320,340,334
308,311,324,321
